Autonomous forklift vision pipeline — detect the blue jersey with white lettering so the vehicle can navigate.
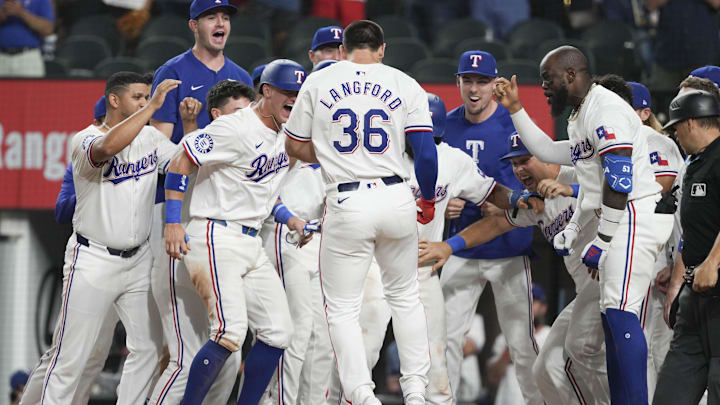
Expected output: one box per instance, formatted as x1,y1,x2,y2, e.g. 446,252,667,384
151,49,252,144
442,104,532,259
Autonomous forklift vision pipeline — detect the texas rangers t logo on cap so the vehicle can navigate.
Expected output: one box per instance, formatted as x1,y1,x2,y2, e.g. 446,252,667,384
470,54,483,68
294,70,305,84
331,28,342,39
510,133,520,148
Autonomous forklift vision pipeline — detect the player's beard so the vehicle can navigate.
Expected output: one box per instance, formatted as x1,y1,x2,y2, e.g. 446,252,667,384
550,84,569,117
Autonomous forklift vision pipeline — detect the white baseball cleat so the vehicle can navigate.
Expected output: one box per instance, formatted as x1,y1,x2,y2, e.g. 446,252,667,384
405,392,426,405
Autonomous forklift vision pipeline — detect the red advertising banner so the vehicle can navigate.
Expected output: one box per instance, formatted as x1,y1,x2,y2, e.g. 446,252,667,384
0,80,554,210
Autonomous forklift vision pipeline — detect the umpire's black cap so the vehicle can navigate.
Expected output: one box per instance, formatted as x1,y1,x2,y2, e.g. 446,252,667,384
664,90,720,129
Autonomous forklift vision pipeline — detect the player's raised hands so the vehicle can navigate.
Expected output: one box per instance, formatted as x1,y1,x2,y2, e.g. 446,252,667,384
494,75,523,114
165,223,190,260
537,179,575,199
418,239,451,272
150,79,182,111
179,97,203,122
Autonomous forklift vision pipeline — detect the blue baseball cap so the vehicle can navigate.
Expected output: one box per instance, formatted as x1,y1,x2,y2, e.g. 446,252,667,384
10,370,28,390
427,93,447,139
94,95,106,120
500,131,530,160
189,0,237,20
628,82,651,109
312,59,338,73
311,26,344,51
456,50,497,77
532,284,546,303
252,64,266,86
690,65,720,87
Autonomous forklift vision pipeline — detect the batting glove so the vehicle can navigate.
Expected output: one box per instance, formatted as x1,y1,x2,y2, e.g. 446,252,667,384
417,198,436,225
304,219,321,234
581,237,610,270
553,222,580,256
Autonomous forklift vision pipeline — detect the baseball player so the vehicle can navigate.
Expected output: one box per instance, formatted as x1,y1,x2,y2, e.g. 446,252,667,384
40,73,181,405
308,25,344,66
494,46,674,404
440,50,541,405
149,80,256,405
163,59,307,405
283,20,438,405
419,133,611,405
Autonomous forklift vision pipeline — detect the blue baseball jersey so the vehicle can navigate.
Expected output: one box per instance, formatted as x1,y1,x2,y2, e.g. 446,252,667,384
0,0,54,48
151,49,253,144
55,163,76,225
442,104,533,259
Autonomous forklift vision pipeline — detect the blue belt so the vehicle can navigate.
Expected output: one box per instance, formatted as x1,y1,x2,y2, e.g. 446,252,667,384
76,234,141,258
207,218,258,237
337,175,403,192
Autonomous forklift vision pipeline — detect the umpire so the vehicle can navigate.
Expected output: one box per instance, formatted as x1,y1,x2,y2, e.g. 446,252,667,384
654,90,720,405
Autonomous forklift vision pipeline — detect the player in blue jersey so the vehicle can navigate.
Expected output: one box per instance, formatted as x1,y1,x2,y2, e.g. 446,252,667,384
149,0,252,143
440,50,543,405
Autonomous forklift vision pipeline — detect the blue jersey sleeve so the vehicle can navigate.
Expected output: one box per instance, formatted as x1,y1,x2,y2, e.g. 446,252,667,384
55,164,76,224
33,0,55,21
151,65,181,125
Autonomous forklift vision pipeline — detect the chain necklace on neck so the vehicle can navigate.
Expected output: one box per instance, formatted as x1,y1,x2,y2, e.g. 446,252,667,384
569,83,595,121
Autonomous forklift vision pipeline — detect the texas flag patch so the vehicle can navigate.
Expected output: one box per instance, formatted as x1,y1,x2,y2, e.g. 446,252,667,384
650,151,669,166
595,126,616,140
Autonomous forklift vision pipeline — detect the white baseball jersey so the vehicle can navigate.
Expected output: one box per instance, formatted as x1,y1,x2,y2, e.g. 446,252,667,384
283,60,433,184
71,124,177,249
505,166,598,291
182,107,290,229
407,142,497,241
643,126,684,180
276,162,325,221
567,84,661,210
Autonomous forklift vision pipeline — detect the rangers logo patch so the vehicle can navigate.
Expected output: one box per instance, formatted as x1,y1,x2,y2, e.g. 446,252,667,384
81,134,98,150
194,133,214,154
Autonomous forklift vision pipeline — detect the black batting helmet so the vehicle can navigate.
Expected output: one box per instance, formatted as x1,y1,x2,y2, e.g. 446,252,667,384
664,90,720,129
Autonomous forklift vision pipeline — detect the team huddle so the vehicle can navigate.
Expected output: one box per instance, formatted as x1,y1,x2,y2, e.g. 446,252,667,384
17,0,706,403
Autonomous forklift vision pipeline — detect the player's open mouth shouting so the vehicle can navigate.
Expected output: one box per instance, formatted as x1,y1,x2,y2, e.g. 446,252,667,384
211,28,226,45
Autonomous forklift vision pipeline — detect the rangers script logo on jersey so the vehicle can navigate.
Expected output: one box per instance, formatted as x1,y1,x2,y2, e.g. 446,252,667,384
570,138,595,164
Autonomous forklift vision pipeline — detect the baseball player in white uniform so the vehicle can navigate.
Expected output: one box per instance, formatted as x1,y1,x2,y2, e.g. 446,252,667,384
163,59,307,405
283,20,438,405
494,46,674,404
420,133,611,405
149,80,257,405
40,73,181,405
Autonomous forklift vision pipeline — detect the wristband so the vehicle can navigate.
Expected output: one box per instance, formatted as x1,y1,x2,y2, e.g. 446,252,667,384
165,172,188,192
273,203,295,225
446,235,466,254
569,184,580,198
166,199,182,224
598,204,625,238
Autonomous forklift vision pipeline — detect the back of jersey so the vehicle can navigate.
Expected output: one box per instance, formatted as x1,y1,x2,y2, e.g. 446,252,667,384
284,60,432,185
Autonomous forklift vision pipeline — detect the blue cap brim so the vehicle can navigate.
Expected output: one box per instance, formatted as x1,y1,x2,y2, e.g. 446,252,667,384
311,40,342,51
191,4,237,19
455,70,497,77
500,150,530,160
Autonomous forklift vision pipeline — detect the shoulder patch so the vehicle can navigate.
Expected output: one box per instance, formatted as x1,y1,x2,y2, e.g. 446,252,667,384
81,134,98,150
649,151,669,166
193,133,214,154
595,126,616,140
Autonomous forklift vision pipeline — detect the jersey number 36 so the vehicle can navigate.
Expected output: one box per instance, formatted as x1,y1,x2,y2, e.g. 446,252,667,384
333,108,389,154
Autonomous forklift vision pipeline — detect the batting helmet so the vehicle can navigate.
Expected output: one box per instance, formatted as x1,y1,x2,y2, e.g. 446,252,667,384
663,90,720,129
312,59,338,73
427,93,447,139
259,59,307,95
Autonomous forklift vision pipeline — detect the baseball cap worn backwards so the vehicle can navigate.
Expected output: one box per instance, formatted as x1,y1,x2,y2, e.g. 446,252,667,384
690,65,720,88
457,50,497,77
628,82,651,109
311,26,344,51
94,95,106,120
190,0,237,20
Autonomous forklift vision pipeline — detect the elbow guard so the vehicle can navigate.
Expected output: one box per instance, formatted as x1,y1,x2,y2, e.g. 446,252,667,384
602,153,633,193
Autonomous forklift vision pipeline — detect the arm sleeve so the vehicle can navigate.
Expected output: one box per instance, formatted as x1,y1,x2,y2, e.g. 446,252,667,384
181,116,243,167
71,132,105,174
568,187,600,230
284,86,314,142
151,66,180,125
406,81,438,200
54,164,76,224
510,108,572,165
650,136,683,178
453,149,497,206
35,0,55,21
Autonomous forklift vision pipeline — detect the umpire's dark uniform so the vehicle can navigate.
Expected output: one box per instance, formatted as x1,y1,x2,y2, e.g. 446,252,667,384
654,91,720,405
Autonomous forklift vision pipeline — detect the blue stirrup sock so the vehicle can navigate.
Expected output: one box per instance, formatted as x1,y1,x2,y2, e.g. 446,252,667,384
237,340,285,405
602,309,649,405
182,340,232,404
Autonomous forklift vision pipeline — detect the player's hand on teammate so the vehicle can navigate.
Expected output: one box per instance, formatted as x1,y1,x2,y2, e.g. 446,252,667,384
508,190,544,216
149,79,182,111
553,222,579,256
165,223,190,260
417,198,436,224
691,258,719,293
445,198,465,219
537,179,574,199
418,239,452,272
493,75,523,114
179,97,203,123
287,217,314,248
